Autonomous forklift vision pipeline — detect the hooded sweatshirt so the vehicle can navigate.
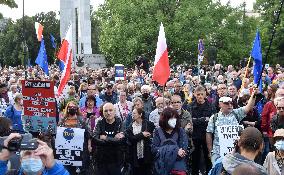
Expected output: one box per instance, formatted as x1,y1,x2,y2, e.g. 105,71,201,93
222,153,268,175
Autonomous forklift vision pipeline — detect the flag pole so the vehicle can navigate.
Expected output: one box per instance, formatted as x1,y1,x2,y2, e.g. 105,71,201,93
240,56,251,93
256,0,284,87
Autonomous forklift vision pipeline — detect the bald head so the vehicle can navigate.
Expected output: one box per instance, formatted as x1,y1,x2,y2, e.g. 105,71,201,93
103,103,115,122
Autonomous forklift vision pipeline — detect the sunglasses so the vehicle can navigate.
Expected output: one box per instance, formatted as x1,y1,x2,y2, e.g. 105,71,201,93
171,101,181,104
277,107,284,111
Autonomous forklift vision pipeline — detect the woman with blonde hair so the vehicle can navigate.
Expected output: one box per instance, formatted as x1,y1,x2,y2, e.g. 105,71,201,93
59,101,90,175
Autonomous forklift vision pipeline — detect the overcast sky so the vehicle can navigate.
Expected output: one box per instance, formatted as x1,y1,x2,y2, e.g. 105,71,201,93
0,0,255,21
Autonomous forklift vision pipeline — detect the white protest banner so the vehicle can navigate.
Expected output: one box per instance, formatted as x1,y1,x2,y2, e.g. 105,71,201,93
55,127,85,166
217,125,244,157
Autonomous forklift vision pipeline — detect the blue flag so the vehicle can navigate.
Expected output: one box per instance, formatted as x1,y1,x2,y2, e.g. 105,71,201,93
50,34,56,49
251,30,262,92
58,60,65,72
198,39,204,55
35,38,49,75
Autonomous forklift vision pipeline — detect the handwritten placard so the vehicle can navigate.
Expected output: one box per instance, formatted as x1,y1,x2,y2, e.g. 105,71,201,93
22,116,56,133
217,125,244,157
21,80,56,117
55,127,85,166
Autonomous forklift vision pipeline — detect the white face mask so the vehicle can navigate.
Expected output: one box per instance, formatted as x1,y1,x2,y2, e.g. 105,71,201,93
168,118,177,128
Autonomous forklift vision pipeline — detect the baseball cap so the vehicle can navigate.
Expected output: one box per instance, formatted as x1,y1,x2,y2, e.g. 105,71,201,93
219,96,232,103
274,129,284,138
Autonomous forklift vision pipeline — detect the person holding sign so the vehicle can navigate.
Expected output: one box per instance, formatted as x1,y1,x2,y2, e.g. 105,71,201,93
206,87,259,164
58,101,89,175
209,127,267,175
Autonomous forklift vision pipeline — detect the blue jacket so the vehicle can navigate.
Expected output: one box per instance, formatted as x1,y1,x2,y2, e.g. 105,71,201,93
151,128,188,175
4,105,24,133
0,160,70,175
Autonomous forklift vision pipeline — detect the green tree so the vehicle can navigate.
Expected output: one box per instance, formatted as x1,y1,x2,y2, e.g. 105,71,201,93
0,11,59,66
96,0,259,66
255,0,284,65
0,0,18,19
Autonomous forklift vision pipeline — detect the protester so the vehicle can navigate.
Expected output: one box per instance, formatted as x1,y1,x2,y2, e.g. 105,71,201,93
140,85,154,119
151,107,188,175
4,93,24,133
0,133,70,175
124,97,144,129
125,108,155,175
114,91,133,122
149,97,165,128
206,87,258,163
80,95,100,132
270,97,284,132
263,128,284,175
209,127,267,175
58,101,89,175
261,85,278,160
93,103,125,175
188,85,215,175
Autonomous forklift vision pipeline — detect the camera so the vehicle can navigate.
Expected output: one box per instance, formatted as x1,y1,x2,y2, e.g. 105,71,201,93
1,134,38,152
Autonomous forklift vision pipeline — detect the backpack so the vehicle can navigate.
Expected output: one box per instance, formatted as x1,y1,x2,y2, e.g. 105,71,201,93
209,158,230,175
157,127,180,147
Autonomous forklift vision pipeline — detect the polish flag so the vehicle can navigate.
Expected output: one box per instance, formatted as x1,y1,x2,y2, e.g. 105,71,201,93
152,23,170,86
35,22,44,41
57,24,72,96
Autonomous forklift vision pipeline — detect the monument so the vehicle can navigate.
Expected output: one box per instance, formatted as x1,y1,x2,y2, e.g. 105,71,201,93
60,0,106,69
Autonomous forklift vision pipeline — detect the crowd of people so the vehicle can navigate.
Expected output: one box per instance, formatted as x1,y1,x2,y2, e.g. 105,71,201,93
0,62,283,175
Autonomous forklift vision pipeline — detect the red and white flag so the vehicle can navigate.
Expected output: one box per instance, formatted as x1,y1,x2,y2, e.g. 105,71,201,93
152,23,170,86
35,22,43,41
57,24,72,96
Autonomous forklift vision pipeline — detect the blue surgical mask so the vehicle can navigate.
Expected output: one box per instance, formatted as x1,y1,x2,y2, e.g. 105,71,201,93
275,140,284,151
21,158,43,175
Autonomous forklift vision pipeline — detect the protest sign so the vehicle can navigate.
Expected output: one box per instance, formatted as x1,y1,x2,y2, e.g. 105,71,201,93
21,80,56,133
55,127,85,166
115,64,125,81
217,125,244,157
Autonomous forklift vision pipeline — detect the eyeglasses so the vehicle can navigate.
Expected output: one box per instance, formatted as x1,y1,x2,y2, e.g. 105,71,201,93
218,87,227,90
277,107,284,111
171,101,181,104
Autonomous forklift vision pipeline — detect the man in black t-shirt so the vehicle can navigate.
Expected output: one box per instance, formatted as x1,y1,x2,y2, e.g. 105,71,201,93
188,86,216,175
93,103,125,175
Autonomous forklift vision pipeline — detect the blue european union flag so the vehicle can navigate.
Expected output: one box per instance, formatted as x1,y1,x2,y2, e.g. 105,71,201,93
58,60,65,72
35,38,49,75
251,30,262,92
50,34,56,49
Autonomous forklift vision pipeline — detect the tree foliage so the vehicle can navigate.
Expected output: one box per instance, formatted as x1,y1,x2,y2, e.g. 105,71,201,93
255,0,284,65
0,11,59,66
0,0,18,19
96,0,259,66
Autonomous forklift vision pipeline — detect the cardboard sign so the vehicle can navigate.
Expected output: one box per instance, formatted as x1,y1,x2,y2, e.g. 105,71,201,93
21,80,57,133
115,64,125,81
22,80,56,117
217,125,244,157
55,127,85,166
